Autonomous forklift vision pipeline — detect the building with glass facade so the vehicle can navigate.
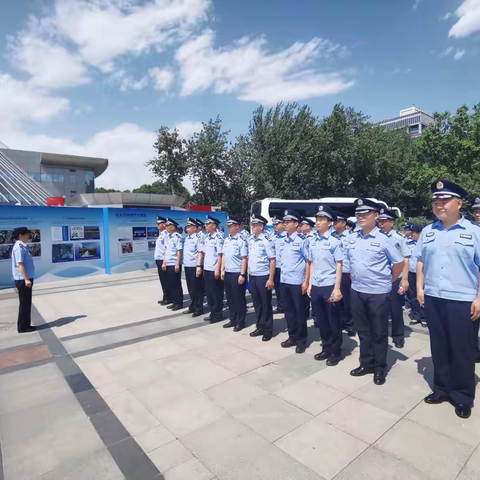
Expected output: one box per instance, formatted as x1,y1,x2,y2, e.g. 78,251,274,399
0,148,108,205
378,107,435,137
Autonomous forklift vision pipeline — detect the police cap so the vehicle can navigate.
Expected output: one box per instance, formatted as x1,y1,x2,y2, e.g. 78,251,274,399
282,209,301,222
299,217,315,227
473,197,480,210
272,215,284,225
205,215,221,225
186,217,197,227
157,216,166,224
251,213,268,225
334,211,347,222
346,219,356,229
194,218,204,227
410,223,423,233
354,198,381,214
165,218,179,227
226,215,242,225
377,207,397,221
315,205,337,222
431,179,469,199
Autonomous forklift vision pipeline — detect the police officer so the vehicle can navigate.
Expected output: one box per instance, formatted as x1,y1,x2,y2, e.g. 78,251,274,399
195,218,207,299
307,206,344,365
300,217,315,241
162,218,183,311
416,180,480,419
405,224,426,327
403,223,412,238
239,220,250,242
221,216,248,332
346,198,404,385
198,215,224,323
248,214,276,341
280,209,310,353
11,227,36,333
472,198,480,362
183,218,204,317
332,212,355,337
346,220,356,232
378,208,411,349
155,216,169,305
272,215,286,314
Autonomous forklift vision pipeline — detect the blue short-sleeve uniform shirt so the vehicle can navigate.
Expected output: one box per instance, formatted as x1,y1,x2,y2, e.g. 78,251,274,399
407,238,418,273
346,227,404,294
382,229,411,278
332,229,351,273
248,233,275,276
223,234,248,273
414,217,480,302
154,230,167,261
183,233,201,267
280,232,309,285
12,241,35,280
203,231,224,271
272,231,286,269
308,231,344,287
165,232,183,266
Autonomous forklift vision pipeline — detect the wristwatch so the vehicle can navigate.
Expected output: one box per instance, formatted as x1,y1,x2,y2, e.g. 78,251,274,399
240,273,246,278
196,265,203,268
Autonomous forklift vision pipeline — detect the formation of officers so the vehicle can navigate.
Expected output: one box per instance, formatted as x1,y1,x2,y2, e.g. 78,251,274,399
154,179,480,420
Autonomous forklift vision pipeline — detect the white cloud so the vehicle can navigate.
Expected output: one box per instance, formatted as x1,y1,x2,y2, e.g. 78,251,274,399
9,35,90,89
393,67,412,74
441,12,454,21
175,30,353,105
0,73,69,128
454,49,466,60
413,0,422,10
174,121,202,138
109,70,150,91
449,0,480,38
439,46,466,60
149,66,175,91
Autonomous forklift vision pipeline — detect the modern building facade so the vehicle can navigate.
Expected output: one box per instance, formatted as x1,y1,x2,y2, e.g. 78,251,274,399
378,107,435,137
4,149,108,199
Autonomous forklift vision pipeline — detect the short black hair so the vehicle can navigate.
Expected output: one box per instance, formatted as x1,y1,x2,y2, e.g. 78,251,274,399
13,227,30,240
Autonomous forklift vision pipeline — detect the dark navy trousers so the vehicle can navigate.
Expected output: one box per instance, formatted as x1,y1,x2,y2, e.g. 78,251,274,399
311,285,342,357
224,272,247,327
389,277,405,342
351,289,390,372
338,272,354,331
282,283,309,346
156,260,168,302
249,275,273,334
407,272,425,322
184,266,204,314
204,270,224,318
165,266,183,308
273,268,284,312
424,295,476,407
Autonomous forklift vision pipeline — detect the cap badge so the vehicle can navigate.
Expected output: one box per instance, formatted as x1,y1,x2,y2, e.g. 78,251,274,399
284,210,288,216
437,181,444,190
319,206,323,211
227,216,230,220
380,208,384,214
358,199,363,206
476,198,480,203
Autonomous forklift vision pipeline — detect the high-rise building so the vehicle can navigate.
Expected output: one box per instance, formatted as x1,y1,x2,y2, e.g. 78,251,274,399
378,107,435,137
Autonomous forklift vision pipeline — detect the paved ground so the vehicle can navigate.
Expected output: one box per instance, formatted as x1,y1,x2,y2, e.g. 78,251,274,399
1,270,480,480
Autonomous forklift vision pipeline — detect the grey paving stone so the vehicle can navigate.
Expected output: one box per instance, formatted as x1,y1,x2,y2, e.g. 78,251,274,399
39,448,124,480
148,440,193,473
276,376,346,416
53,354,82,376
183,416,323,480
274,353,329,376
66,372,95,394
79,360,119,388
90,410,131,447
240,363,306,393
108,437,160,480
462,443,480,480
375,419,473,480
204,376,269,414
275,416,368,480
0,362,62,393
164,458,214,480
319,397,400,444
135,425,176,454
234,394,312,442
214,349,270,375
334,447,433,480
76,389,110,417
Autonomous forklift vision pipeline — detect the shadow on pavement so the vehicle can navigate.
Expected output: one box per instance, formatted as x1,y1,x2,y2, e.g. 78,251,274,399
37,314,87,330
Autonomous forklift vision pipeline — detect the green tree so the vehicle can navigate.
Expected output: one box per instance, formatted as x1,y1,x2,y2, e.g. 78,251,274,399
94,187,122,193
132,180,191,205
147,126,188,195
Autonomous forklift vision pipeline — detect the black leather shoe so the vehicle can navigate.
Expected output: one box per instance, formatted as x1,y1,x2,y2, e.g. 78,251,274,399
19,326,37,333
314,351,329,361
171,305,182,311
233,325,244,332
203,315,212,322
166,304,175,309
394,340,405,349
454,404,472,419
347,330,356,337
350,366,375,377
192,312,203,318
281,339,296,348
295,344,306,354
183,309,194,315
326,355,341,366
249,329,263,337
424,393,450,405
421,321,428,328
223,321,235,328
374,371,386,385
273,308,284,314
476,356,480,364
262,333,272,341
409,319,420,325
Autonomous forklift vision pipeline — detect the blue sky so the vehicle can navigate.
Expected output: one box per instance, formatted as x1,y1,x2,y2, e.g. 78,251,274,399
1,0,479,190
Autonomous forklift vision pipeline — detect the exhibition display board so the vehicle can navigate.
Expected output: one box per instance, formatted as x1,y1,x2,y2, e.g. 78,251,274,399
0,205,228,288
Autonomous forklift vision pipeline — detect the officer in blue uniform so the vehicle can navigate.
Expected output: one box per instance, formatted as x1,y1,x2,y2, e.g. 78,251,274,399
416,180,480,419
471,199,480,362
248,214,276,341
346,220,356,232
155,216,170,305
405,224,426,327
239,220,250,242
183,218,204,317
11,227,37,333
194,218,207,299
281,209,310,353
221,216,248,332
300,217,315,241
332,212,355,337
403,223,412,238
272,215,286,314
198,215,224,323
346,198,405,385
162,218,183,311
378,208,411,349
307,206,344,365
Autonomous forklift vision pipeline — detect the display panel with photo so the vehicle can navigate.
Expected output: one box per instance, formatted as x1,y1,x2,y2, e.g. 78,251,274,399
75,242,101,261
0,230,14,245
0,245,13,260
132,227,147,239
120,242,133,256
29,244,42,257
148,241,156,252
70,226,84,240
29,229,41,243
52,244,74,263
83,226,100,240
147,227,159,239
